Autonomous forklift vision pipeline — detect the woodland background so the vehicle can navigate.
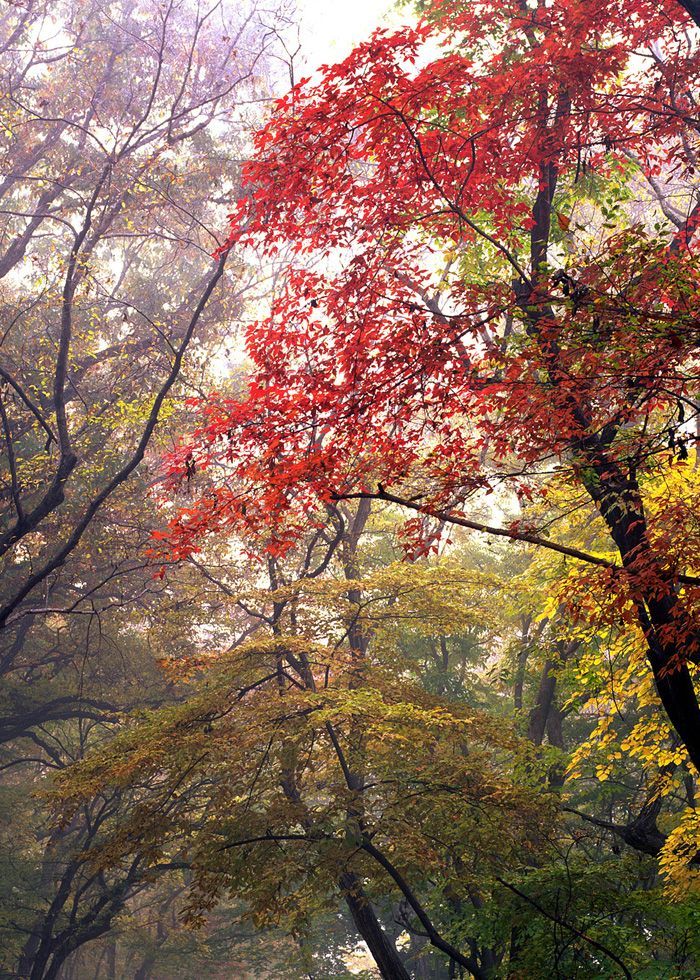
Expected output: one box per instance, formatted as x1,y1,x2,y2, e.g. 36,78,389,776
1,0,700,978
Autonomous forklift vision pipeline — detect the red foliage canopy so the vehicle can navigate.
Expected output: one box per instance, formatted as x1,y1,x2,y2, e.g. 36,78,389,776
160,0,700,767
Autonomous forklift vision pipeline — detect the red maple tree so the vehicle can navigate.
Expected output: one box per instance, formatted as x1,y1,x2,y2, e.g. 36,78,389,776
161,0,700,768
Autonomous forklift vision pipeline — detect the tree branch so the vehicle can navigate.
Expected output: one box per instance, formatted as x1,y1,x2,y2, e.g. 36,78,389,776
335,487,700,586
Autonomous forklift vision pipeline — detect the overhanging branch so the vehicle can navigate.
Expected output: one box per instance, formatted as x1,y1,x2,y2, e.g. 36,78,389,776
336,487,700,587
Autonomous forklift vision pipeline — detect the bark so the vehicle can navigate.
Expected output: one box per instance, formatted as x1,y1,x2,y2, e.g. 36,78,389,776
581,459,700,772
341,872,412,980
105,941,117,980
513,614,533,711
676,0,700,27
134,953,156,980
526,640,577,747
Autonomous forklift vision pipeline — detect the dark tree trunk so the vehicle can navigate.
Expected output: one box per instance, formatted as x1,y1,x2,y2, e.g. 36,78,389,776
527,639,576,750
341,873,412,980
105,941,117,980
676,0,700,27
513,614,533,711
582,461,700,773
527,659,558,746
134,956,155,980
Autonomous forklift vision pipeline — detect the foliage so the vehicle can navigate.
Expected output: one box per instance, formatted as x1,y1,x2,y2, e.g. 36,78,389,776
4,0,700,977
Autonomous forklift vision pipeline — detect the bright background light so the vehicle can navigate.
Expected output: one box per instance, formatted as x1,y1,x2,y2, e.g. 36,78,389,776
296,0,404,69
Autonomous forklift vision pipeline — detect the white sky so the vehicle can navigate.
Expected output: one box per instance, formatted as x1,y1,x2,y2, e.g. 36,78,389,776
295,0,403,71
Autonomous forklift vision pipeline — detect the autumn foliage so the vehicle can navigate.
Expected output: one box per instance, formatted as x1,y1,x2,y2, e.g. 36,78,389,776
13,0,700,976
158,0,700,769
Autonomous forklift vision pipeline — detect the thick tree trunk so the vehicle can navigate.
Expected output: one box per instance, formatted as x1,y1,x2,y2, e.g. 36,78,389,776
676,0,700,27
341,873,411,980
581,460,700,772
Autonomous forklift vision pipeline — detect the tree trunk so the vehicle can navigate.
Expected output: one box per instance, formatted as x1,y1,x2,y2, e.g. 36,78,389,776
676,0,700,27
527,639,576,748
341,873,411,980
582,460,700,772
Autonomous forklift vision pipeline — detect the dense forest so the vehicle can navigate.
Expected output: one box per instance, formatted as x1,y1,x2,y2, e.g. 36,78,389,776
1,0,700,977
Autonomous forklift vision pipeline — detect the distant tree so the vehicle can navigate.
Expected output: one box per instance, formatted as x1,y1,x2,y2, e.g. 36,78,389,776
0,0,281,648
0,0,291,974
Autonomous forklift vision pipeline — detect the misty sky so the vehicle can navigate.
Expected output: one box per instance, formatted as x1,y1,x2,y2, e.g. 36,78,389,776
297,0,400,69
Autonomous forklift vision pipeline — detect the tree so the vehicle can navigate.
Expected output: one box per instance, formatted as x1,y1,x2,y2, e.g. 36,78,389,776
0,0,282,642
20,0,700,976
56,488,700,978
0,0,292,974
159,0,700,774
57,501,560,979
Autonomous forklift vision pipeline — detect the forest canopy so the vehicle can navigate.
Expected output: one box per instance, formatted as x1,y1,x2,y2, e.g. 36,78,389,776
1,0,700,977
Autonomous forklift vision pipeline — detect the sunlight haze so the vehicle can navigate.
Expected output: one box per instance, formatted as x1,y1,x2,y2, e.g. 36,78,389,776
297,0,400,69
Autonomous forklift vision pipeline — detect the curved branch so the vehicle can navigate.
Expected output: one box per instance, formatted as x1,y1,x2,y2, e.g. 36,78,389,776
360,838,487,979
495,876,633,979
0,251,229,633
336,488,700,587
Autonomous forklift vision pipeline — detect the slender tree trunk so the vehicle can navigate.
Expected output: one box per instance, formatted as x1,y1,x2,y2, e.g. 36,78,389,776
105,941,117,980
513,615,533,712
527,640,576,747
336,504,413,980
